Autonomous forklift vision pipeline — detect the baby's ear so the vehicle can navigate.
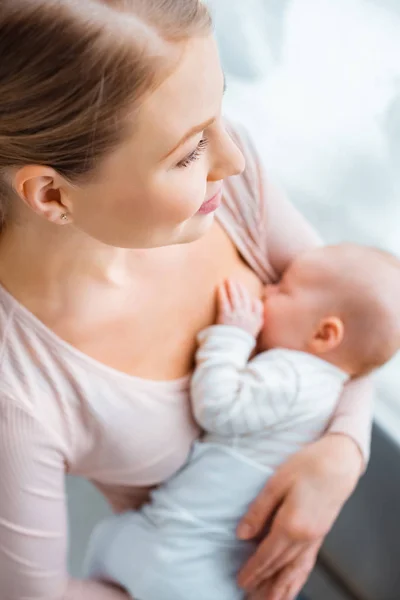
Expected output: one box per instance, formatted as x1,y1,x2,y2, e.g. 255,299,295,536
309,317,344,354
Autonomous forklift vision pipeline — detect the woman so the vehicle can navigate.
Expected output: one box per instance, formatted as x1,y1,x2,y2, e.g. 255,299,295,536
0,1,372,599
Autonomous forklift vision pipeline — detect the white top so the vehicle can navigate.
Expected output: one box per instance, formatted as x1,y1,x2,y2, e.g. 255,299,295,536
191,325,350,468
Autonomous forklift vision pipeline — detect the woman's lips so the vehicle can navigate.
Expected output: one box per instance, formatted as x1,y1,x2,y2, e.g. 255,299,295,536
197,189,223,215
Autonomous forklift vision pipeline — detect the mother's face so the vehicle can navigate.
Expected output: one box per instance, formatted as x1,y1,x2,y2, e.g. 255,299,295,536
66,34,245,249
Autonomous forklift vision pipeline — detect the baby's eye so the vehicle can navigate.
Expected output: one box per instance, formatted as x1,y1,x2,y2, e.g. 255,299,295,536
176,138,209,168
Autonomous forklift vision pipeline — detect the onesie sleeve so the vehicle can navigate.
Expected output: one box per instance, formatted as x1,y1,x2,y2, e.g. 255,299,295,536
191,325,299,435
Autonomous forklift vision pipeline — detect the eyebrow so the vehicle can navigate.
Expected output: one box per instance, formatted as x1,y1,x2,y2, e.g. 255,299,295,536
162,74,227,161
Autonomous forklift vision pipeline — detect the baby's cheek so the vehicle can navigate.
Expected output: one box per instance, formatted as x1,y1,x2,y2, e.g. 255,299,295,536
264,300,279,324
262,307,277,337
265,303,289,340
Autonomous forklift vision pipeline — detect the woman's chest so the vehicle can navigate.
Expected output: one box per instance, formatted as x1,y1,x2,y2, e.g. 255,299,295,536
70,375,199,487
56,223,263,380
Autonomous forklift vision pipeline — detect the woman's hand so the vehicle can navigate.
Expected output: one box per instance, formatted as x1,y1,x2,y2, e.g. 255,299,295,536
236,433,364,600
246,540,323,600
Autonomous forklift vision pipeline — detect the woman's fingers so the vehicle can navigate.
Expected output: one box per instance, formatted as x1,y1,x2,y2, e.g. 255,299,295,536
264,541,321,600
238,523,291,591
286,577,307,600
238,465,322,592
260,540,307,581
238,475,286,541
238,522,307,591
249,544,318,600
248,580,274,600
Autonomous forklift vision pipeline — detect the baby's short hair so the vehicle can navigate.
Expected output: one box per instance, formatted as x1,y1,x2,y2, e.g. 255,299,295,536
306,244,400,375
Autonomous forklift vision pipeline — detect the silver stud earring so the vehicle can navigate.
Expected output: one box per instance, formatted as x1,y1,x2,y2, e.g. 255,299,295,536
60,213,69,222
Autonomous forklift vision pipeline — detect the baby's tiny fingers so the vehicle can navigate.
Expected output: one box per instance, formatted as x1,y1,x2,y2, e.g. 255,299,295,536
233,280,258,314
218,282,231,314
239,282,254,313
228,279,244,309
252,298,264,315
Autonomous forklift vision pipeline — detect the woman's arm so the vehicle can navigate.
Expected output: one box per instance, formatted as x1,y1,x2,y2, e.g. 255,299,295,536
0,395,129,600
328,374,374,463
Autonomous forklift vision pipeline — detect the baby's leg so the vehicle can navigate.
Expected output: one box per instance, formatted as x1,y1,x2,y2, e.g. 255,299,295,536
85,511,254,600
84,511,167,599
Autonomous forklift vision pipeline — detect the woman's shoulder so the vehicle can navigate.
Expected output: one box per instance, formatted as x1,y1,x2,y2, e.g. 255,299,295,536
0,281,14,331
0,287,70,450
0,285,18,380
0,286,28,388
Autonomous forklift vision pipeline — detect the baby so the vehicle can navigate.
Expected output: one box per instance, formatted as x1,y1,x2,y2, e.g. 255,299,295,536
85,243,400,600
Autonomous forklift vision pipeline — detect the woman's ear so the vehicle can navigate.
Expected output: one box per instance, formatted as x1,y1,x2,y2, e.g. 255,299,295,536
13,165,71,224
309,316,345,354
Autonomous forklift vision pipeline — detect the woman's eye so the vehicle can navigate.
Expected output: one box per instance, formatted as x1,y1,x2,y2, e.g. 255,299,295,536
176,138,209,168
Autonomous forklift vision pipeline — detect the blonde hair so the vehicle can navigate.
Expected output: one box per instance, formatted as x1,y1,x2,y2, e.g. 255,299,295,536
0,0,211,227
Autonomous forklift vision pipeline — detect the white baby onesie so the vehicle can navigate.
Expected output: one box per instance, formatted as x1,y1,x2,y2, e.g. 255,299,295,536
85,325,349,600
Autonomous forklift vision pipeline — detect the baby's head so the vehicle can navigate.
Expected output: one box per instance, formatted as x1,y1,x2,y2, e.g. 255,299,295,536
259,244,400,376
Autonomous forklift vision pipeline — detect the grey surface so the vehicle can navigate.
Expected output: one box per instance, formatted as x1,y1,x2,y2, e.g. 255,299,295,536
304,565,355,600
318,424,400,600
67,477,111,578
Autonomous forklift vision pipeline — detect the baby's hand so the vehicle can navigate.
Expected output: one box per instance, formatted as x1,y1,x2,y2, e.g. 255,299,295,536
217,280,264,338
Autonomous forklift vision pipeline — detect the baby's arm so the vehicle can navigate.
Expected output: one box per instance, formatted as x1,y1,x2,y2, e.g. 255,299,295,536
191,280,298,435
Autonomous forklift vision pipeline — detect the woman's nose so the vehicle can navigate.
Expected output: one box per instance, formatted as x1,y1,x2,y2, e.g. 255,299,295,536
207,122,246,182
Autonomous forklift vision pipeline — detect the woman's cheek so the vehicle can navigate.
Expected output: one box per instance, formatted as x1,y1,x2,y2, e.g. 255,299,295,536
154,170,207,222
171,172,207,220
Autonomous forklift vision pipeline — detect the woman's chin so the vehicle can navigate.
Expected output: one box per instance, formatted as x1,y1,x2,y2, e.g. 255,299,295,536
176,213,216,244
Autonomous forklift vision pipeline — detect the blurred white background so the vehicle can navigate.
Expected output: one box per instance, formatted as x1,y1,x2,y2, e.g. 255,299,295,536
207,0,400,441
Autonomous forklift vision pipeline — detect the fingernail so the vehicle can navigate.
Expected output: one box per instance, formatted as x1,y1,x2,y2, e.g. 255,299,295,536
239,575,253,591
237,523,253,539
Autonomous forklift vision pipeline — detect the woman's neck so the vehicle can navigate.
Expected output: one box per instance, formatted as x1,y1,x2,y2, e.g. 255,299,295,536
0,215,178,300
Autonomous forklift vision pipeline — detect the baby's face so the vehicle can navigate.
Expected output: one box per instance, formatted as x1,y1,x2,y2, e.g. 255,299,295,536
259,256,327,352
